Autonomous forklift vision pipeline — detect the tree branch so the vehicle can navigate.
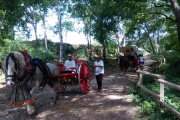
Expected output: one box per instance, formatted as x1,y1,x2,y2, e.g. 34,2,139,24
146,12,176,21
82,0,98,17
144,23,155,54
141,45,152,53
153,3,171,8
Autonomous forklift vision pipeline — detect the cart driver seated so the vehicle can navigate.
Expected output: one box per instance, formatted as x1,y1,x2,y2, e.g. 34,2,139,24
61,54,76,73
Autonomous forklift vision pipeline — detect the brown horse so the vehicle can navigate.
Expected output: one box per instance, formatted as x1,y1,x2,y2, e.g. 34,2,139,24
117,56,130,74
0,51,60,115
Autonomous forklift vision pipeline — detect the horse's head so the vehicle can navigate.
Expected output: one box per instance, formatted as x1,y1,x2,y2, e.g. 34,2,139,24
0,52,26,88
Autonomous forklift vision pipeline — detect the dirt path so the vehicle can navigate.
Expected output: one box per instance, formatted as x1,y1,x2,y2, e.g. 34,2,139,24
0,67,139,120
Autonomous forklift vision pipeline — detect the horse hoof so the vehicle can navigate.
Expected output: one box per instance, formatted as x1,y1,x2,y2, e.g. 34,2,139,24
28,110,36,116
27,105,36,115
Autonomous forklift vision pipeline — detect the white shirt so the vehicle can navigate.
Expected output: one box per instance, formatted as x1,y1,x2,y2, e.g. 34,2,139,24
94,60,104,75
131,51,135,56
64,60,76,71
139,56,144,62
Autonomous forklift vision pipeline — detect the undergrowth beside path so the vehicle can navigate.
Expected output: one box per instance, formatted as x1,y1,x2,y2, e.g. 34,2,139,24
129,52,180,120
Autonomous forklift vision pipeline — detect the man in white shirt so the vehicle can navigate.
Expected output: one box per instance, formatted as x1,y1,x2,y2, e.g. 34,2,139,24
92,55,104,92
62,54,76,73
130,48,135,62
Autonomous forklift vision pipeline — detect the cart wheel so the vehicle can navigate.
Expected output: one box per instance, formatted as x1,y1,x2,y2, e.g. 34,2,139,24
78,62,92,94
58,86,66,94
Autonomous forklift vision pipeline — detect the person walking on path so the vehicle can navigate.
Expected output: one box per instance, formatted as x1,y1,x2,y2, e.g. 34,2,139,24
92,55,104,92
139,54,145,65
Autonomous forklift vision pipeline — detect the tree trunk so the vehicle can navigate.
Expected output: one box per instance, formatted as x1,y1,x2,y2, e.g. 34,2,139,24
89,19,92,61
169,0,180,50
102,42,109,65
83,20,91,61
122,23,126,47
145,23,155,54
40,11,48,55
35,21,38,45
32,20,38,46
115,16,121,54
86,28,89,55
155,0,160,54
31,6,38,46
141,45,152,53
65,31,67,51
57,1,63,62
156,30,160,54
115,32,120,54
177,19,180,50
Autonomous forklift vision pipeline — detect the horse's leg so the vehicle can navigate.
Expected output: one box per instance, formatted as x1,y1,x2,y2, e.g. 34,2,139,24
120,67,123,76
23,88,36,115
121,67,125,75
25,77,40,115
27,102,35,115
50,82,58,106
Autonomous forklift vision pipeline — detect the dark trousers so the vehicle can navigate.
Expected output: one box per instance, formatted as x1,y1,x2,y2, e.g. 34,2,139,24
130,56,134,62
61,70,73,74
96,74,104,90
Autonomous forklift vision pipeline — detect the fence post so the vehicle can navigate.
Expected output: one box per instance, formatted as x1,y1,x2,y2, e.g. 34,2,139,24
138,72,143,85
154,62,156,72
164,57,166,64
150,64,153,72
159,75,164,101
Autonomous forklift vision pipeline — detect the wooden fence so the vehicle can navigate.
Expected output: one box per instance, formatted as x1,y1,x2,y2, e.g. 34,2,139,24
140,54,166,72
137,57,180,118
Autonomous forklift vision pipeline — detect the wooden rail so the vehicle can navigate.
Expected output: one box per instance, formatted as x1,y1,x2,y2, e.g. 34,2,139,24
150,55,166,72
139,54,166,72
150,54,166,64
136,70,180,119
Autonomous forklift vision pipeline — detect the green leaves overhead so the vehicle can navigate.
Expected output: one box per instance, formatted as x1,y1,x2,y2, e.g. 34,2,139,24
0,0,180,56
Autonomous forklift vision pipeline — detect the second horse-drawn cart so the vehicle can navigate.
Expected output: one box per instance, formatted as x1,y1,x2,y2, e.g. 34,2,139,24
50,60,92,94
119,45,142,70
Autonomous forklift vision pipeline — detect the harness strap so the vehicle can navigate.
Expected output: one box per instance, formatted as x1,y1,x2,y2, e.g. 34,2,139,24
19,50,33,81
5,53,19,79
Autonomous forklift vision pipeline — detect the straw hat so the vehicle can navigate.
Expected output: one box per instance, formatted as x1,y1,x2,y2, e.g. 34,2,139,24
94,55,101,58
119,52,124,56
68,54,72,57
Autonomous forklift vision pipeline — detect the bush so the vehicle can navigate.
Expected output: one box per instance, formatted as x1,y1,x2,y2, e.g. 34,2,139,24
163,50,180,64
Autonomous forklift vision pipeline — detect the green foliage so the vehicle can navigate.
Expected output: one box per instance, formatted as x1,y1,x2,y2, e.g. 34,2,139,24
163,51,180,64
125,0,179,53
74,46,88,59
0,39,58,62
0,39,34,56
129,56,180,119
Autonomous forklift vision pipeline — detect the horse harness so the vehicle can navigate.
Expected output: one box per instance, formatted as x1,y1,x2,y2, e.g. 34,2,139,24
4,50,51,106
5,51,35,86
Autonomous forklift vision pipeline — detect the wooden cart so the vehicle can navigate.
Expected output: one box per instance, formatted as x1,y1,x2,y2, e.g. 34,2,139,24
119,46,140,70
50,60,92,94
